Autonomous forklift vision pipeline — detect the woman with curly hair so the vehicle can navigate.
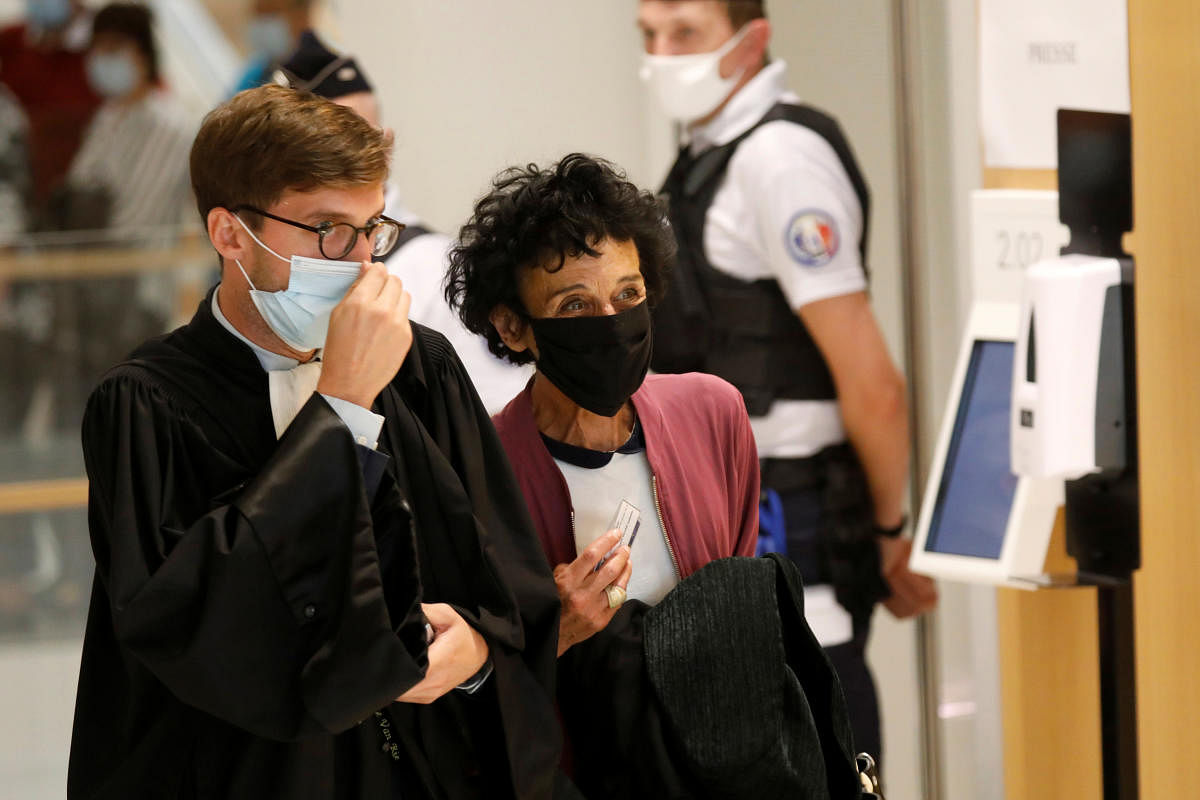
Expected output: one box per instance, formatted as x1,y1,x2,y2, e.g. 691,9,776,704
445,153,872,799
446,151,760,655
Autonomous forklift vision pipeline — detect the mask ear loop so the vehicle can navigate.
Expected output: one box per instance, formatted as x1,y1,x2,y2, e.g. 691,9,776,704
233,213,292,264
231,213,294,292
233,259,258,292
719,23,753,58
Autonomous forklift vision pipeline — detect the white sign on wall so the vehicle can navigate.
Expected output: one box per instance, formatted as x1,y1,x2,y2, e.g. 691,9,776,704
970,190,1070,306
981,0,1130,169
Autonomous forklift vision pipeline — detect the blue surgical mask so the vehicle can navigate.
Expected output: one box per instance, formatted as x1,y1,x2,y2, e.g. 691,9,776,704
86,52,138,99
246,14,293,61
234,216,360,351
25,0,72,30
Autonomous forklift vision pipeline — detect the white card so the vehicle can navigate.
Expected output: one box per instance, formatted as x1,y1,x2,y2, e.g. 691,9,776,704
594,499,641,572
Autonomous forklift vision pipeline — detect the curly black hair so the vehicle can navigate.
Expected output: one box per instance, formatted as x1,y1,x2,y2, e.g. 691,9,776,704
445,153,676,365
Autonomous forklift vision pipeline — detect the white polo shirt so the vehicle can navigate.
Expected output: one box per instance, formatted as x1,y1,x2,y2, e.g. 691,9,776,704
686,60,867,459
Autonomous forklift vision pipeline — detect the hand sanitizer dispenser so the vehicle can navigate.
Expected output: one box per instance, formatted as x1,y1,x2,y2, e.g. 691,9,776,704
1011,108,1138,582
1011,254,1131,479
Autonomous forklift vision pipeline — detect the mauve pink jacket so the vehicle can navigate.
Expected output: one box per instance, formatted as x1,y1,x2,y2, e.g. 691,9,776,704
491,372,760,575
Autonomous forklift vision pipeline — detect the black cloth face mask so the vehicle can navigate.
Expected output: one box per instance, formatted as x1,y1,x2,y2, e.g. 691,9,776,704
529,301,654,417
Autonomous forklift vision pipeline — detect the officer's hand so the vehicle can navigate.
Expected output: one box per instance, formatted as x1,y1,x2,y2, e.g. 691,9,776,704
395,603,489,705
317,262,412,409
554,530,632,657
878,537,938,619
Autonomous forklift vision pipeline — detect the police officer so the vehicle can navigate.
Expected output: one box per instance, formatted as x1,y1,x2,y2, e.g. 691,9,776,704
636,0,937,763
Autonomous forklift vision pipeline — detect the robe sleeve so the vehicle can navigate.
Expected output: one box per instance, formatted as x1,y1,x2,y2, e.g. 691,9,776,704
413,329,565,798
82,374,429,741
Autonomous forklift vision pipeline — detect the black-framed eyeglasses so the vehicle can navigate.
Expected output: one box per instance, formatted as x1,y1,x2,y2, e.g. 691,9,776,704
232,204,405,260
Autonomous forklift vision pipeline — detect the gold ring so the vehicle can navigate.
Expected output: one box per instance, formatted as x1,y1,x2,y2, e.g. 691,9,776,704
605,585,627,609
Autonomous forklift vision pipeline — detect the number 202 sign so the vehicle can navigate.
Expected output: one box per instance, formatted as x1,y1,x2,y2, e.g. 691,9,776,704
970,190,1070,305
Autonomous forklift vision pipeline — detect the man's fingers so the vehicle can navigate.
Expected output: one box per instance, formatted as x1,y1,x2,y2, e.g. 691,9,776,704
889,573,937,614
349,260,386,300
421,602,458,630
378,272,403,309
894,569,938,602
395,289,412,326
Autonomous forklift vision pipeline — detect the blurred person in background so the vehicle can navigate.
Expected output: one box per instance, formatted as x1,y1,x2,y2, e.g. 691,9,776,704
27,3,196,435
63,2,194,234
274,34,532,413
637,0,937,765
0,85,30,243
0,0,99,224
0,85,36,434
233,0,317,93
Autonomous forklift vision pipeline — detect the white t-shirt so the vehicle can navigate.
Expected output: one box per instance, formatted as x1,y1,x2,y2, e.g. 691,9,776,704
383,189,534,415
547,430,679,607
686,60,867,459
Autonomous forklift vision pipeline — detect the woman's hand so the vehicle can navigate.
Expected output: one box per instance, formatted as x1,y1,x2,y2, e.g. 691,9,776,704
554,530,633,657
395,603,489,704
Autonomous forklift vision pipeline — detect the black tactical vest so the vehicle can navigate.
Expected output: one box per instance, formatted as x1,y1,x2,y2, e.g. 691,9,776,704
653,103,871,417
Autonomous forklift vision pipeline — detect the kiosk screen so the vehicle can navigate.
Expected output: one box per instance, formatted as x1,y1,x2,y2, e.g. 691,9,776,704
925,340,1018,559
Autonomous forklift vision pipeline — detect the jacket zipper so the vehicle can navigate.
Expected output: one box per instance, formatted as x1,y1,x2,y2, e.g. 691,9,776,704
651,473,681,579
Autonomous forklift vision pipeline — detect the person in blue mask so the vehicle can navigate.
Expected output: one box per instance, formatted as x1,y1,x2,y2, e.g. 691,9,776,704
34,4,196,437
68,83,572,800
232,0,317,94
64,2,194,234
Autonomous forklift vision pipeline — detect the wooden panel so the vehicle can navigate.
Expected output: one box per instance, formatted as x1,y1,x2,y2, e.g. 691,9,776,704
0,479,89,515
985,162,1104,796
997,584,1100,798
1127,0,1200,794
981,168,1058,191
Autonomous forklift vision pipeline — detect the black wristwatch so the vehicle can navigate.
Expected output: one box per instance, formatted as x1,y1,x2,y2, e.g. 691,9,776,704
874,515,908,539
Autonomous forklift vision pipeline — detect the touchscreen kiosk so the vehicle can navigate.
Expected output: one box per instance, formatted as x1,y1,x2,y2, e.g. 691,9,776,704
911,303,1062,587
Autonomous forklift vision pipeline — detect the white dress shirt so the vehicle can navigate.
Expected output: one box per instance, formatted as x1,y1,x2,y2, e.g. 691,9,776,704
212,286,384,448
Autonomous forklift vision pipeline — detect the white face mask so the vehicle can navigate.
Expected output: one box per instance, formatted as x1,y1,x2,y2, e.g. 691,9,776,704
639,25,751,123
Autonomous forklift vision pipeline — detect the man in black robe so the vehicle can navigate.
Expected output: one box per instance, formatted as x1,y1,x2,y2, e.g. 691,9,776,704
68,84,566,799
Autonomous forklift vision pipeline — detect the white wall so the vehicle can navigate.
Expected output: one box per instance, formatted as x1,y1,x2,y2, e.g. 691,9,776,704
332,0,664,235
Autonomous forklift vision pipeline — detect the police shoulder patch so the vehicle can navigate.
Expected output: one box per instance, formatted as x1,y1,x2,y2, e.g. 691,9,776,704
784,209,839,267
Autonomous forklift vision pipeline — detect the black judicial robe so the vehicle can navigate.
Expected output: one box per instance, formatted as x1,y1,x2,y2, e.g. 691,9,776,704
68,291,566,800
